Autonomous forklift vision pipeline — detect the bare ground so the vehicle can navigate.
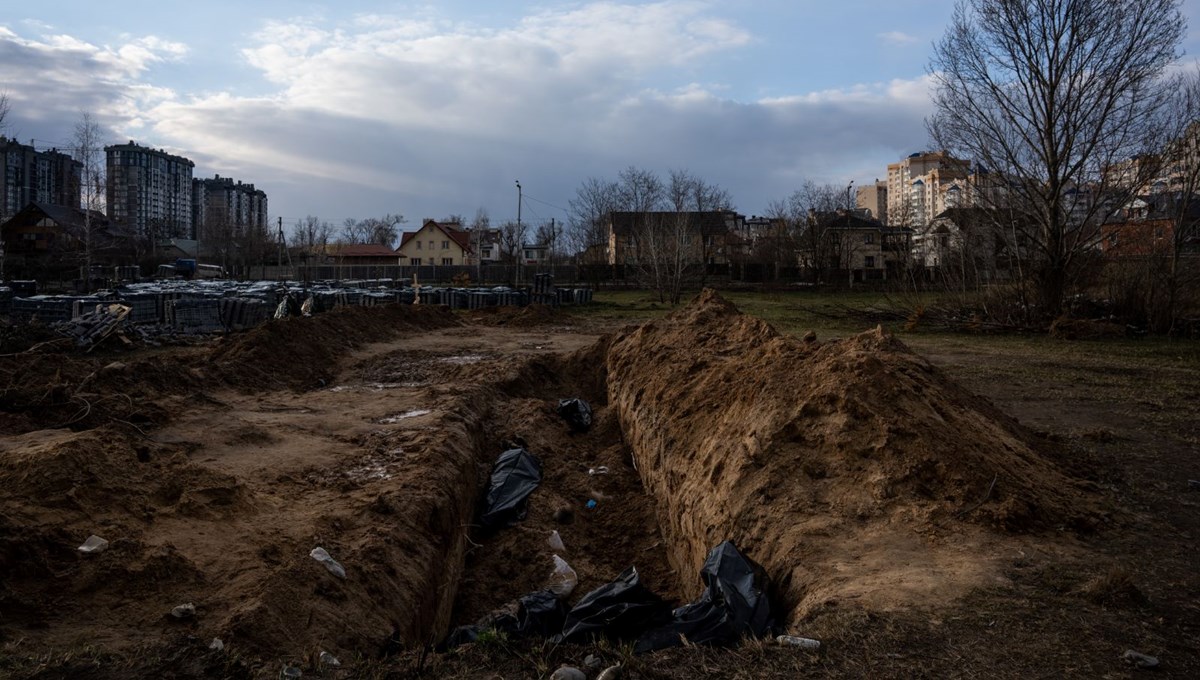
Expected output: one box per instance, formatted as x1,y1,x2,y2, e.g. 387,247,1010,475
0,298,1197,679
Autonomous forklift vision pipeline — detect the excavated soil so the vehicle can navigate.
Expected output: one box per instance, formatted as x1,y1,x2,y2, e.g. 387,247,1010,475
0,293,1113,677
606,290,1103,622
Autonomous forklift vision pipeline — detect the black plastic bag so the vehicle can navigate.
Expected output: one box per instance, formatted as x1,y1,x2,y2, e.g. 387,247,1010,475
554,567,671,643
439,589,567,649
481,448,543,528
635,541,772,652
557,398,593,433
514,589,569,637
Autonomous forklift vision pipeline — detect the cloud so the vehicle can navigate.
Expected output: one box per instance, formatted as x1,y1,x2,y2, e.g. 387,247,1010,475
879,30,920,47
0,4,935,224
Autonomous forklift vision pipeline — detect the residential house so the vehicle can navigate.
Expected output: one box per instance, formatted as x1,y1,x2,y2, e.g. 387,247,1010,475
1,201,134,278
397,219,474,266
474,227,502,264
1101,192,1200,257
919,207,1036,282
328,243,401,266
809,210,912,283
606,210,746,267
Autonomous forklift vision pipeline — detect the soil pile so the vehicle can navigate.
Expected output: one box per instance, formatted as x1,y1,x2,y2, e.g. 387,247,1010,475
606,290,1101,621
210,303,460,390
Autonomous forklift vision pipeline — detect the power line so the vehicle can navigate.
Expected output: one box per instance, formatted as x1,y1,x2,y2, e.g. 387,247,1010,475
523,193,570,215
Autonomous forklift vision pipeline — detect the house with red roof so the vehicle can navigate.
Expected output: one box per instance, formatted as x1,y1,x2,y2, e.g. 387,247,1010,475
326,243,402,265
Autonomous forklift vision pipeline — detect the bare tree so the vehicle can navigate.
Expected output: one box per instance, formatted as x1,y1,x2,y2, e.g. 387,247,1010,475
929,0,1186,318
567,177,620,262
1151,69,1200,333
779,181,845,284
0,91,9,133
72,111,106,292
339,214,405,246
534,219,563,265
499,219,526,267
292,215,333,253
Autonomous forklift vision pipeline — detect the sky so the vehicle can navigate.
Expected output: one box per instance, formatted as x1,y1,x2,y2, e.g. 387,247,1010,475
4,0,1200,233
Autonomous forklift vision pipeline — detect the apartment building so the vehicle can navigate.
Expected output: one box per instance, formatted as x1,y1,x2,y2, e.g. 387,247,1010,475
191,174,269,242
886,151,970,227
0,136,81,223
855,180,888,224
105,141,194,241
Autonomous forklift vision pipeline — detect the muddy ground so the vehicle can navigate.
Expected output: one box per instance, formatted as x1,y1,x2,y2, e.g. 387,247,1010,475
0,295,1197,679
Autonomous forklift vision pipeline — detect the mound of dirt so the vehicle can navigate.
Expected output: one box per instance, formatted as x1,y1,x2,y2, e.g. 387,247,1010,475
210,303,460,390
606,290,1102,622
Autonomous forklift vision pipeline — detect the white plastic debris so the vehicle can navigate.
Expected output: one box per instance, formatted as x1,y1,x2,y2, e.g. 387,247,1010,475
777,634,821,650
547,530,566,552
281,665,303,679
170,603,196,619
209,638,224,651
310,547,346,579
547,554,578,598
78,535,109,554
1123,649,1160,669
588,466,610,476
318,651,341,667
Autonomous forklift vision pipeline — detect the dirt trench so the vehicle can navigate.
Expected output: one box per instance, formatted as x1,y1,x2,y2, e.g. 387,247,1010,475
0,305,684,669
0,295,1108,672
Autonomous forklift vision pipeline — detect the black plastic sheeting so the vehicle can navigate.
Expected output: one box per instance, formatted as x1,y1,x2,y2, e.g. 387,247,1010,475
480,448,543,528
635,541,773,652
553,567,672,644
441,589,567,649
556,398,593,433
441,541,773,652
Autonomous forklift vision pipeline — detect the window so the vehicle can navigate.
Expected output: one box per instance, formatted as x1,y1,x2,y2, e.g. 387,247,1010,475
442,240,450,249
524,249,535,259
864,233,875,244
482,248,492,258
428,241,434,251
416,241,422,250
442,257,453,265
410,257,421,265
865,256,876,268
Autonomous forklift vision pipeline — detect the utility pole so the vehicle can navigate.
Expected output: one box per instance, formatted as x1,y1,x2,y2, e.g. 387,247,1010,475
515,179,522,285
277,216,284,280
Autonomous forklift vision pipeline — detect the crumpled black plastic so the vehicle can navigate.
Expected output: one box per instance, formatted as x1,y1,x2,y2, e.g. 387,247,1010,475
480,448,543,528
440,589,567,649
634,541,773,652
553,567,672,643
556,398,593,433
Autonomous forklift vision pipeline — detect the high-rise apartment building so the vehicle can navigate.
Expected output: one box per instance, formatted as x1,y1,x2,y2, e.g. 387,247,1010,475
855,180,888,224
0,136,82,222
886,151,970,227
191,175,269,242
105,141,194,240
